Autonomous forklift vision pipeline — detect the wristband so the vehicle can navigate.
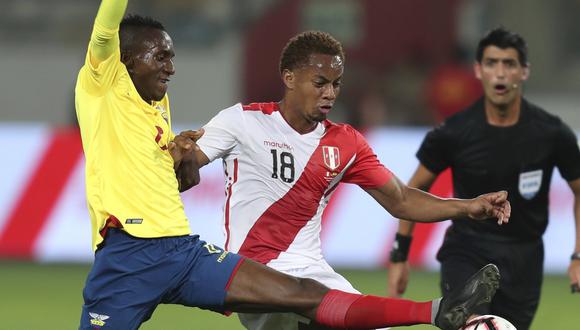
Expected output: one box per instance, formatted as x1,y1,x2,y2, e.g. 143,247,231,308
572,252,580,261
390,233,413,262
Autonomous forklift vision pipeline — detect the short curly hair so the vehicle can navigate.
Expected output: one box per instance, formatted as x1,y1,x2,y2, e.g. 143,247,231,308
119,14,166,53
279,31,345,73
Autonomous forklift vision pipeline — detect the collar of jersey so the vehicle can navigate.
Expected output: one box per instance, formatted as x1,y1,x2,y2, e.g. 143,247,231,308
274,111,326,137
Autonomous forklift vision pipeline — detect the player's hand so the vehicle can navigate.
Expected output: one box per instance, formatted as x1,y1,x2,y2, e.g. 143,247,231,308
569,258,580,294
466,191,511,225
168,134,198,165
178,128,205,142
387,261,410,297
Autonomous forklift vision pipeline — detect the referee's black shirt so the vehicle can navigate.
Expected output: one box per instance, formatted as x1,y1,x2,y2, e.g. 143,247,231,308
417,97,580,241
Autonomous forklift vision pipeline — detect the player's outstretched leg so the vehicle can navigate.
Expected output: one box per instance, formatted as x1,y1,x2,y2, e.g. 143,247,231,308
434,264,500,330
226,259,441,328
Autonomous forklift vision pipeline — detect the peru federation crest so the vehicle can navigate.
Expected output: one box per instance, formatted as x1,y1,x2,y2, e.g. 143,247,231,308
322,146,340,171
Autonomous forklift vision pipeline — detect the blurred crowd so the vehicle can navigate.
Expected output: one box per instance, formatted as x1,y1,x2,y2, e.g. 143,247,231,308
2,0,580,129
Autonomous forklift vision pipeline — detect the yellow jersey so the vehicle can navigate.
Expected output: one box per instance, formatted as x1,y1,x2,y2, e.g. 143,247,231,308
75,19,190,250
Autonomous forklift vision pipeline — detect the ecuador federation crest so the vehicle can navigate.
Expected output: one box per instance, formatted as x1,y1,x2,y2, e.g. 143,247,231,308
89,312,110,327
322,146,340,171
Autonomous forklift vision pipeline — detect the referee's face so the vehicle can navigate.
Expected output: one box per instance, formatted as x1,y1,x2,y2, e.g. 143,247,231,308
475,46,529,109
126,28,176,103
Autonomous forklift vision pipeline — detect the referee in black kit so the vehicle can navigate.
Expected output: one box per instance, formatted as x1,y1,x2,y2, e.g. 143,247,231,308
387,27,580,330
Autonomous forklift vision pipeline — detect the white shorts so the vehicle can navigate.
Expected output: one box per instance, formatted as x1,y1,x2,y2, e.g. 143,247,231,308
238,260,358,330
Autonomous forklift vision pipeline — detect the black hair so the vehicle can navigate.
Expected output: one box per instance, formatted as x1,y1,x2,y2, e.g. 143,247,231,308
476,27,528,66
279,31,345,73
119,14,166,53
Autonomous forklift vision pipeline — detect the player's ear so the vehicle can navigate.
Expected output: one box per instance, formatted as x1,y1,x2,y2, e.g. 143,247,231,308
282,69,295,90
473,61,482,80
121,51,134,72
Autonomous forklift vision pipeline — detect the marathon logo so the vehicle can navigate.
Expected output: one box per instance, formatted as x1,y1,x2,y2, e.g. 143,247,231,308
264,140,293,151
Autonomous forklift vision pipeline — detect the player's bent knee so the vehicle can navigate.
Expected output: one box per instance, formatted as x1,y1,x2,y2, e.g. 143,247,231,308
224,259,329,315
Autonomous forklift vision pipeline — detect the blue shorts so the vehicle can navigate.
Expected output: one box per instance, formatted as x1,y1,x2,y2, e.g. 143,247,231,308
79,228,244,330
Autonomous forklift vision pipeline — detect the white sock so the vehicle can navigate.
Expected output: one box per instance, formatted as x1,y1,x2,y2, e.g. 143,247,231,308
431,297,442,324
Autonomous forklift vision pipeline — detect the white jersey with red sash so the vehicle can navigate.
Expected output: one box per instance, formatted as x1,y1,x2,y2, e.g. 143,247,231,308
197,102,393,271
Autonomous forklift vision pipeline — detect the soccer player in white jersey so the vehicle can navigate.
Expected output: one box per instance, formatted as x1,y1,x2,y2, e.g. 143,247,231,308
186,31,511,330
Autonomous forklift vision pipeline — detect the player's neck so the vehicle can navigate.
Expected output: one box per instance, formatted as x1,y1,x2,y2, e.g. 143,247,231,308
484,97,521,127
278,100,318,134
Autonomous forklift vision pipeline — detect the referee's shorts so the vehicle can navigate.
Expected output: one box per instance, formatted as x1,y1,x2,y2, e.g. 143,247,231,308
436,227,542,330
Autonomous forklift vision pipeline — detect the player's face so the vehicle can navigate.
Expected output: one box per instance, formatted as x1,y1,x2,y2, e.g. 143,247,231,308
292,53,343,123
126,29,175,103
474,46,529,108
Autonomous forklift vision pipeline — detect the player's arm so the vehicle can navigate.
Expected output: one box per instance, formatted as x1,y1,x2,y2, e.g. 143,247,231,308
88,0,128,67
372,179,509,294
193,149,210,167
175,150,201,192
567,177,580,293
176,129,211,168
364,175,510,224
387,164,437,297
181,105,244,179
552,122,580,293
395,164,439,236
169,124,228,193
169,130,204,192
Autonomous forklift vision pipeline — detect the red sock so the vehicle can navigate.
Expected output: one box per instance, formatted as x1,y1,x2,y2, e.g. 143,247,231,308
316,289,432,328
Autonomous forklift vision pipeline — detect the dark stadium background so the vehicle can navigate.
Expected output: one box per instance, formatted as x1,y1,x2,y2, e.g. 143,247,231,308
1,1,579,329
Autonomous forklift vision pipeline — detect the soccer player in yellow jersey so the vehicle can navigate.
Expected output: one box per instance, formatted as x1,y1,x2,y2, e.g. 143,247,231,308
76,1,509,329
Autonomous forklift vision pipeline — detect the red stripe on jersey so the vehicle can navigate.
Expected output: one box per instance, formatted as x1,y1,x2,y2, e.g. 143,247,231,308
0,128,83,259
224,159,239,250
242,102,279,115
320,184,347,242
238,124,373,264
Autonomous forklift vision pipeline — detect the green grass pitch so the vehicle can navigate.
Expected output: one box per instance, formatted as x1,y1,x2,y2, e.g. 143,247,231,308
1,262,578,329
